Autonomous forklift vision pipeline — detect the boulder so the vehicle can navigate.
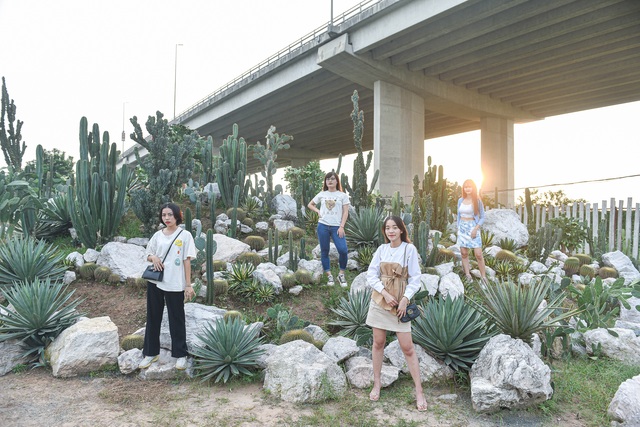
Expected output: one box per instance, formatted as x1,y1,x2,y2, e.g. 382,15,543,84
83,248,100,263
312,243,341,263
96,242,147,280
620,297,640,324
383,340,454,382
528,261,548,274
344,356,400,389
0,339,31,376
158,303,226,353
584,328,640,366
46,316,120,378
434,262,454,277
211,233,251,262
256,343,278,369
63,271,76,285
419,274,439,296
483,209,529,248
253,263,283,294
127,237,149,247
304,325,330,343
263,340,347,403
470,334,553,413
117,348,143,375
255,221,269,233
66,252,85,268
273,219,295,234
322,336,359,363
349,272,369,295
602,251,640,285
138,348,194,380
297,259,324,284
439,272,464,300
608,374,640,427
271,194,297,218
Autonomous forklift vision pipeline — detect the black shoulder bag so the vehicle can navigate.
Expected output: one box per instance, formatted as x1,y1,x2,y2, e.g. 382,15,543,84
142,229,183,282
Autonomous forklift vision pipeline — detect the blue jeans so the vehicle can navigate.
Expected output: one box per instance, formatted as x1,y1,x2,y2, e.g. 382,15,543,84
317,223,348,272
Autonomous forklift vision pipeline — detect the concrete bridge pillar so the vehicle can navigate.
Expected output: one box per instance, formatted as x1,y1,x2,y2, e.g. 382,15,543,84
373,80,424,199
480,117,514,207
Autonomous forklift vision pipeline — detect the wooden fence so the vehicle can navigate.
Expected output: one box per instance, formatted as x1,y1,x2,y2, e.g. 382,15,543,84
510,198,639,259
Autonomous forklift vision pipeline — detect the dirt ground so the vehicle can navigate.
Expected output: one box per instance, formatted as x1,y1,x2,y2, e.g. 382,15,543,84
0,281,587,427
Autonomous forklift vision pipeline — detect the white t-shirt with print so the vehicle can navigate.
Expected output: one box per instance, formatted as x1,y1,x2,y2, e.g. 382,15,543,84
145,228,196,292
312,190,350,227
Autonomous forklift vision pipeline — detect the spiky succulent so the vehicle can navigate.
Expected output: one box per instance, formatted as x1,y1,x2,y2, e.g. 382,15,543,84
0,235,67,288
329,287,372,346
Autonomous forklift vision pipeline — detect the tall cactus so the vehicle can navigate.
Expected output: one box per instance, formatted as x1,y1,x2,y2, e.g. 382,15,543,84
251,125,292,214
67,117,129,248
184,207,192,236
205,229,217,305
227,184,240,238
0,77,26,172
413,157,448,234
215,124,249,209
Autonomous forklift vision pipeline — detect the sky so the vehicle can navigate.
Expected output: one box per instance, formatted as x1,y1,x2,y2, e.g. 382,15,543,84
1,0,639,206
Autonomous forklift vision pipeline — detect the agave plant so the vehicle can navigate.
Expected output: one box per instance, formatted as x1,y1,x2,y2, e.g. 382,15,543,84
345,205,385,248
225,262,256,295
353,245,375,271
497,237,520,253
0,235,67,288
35,193,73,239
192,317,265,383
469,276,578,343
0,278,85,362
329,287,372,346
412,296,495,372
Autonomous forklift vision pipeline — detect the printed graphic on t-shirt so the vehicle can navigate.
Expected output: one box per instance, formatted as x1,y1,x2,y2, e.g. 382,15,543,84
325,199,336,211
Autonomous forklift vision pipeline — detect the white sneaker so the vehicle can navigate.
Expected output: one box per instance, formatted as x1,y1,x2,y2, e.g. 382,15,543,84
175,356,188,370
337,274,348,288
326,274,335,286
138,355,158,369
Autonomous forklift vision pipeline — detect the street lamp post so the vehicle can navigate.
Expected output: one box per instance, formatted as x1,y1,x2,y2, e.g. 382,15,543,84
121,101,128,157
174,43,183,119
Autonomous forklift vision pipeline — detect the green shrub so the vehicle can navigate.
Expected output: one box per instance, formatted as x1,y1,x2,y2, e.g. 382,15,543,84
235,252,263,267
192,317,264,383
223,310,243,322
412,296,495,372
294,268,312,285
0,278,84,362
281,272,297,289
244,235,265,251
353,246,374,271
241,197,261,218
0,235,67,288
497,238,519,252
598,266,618,279
253,283,276,304
469,277,577,343
120,334,144,351
548,216,588,254
328,288,372,346
569,277,633,331
279,329,315,345
93,266,112,282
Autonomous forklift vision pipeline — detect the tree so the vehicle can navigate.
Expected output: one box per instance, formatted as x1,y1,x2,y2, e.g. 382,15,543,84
0,77,26,172
24,148,75,184
284,160,324,206
517,189,586,207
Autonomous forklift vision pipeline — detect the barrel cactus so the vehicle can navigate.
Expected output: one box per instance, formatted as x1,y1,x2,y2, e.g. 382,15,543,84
281,272,297,289
598,266,618,279
294,268,313,286
213,260,228,272
213,279,229,296
289,226,305,239
313,340,325,350
93,266,112,282
108,273,121,284
121,334,144,351
244,235,265,251
223,310,243,322
236,252,263,267
79,262,99,279
579,264,596,278
279,329,315,345
242,217,255,228
495,250,519,263
563,257,581,276
226,207,246,221
574,253,592,266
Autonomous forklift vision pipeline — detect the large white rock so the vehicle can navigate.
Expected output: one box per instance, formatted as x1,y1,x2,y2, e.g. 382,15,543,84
483,209,529,248
608,374,640,427
584,328,640,366
66,251,85,268
470,334,553,413
602,251,640,285
117,348,143,375
0,339,31,376
349,272,369,295
297,259,324,284
434,261,454,277
211,233,251,262
304,325,330,343
63,271,76,285
137,348,194,380
46,316,120,378
420,274,439,296
344,356,400,389
273,219,296,233
83,248,100,263
253,263,283,294
271,194,297,218
263,340,347,403
383,340,454,382
438,272,465,299
620,297,640,324
96,242,147,280
158,303,226,353
322,336,358,363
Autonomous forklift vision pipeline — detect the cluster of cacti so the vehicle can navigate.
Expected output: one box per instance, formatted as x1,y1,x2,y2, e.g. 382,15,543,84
215,124,250,209
236,252,263,267
412,156,449,235
598,266,618,279
93,266,112,282
339,91,379,212
244,235,265,251
268,228,280,263
281,272,297,289
563,257,581,276
223,310,243,322
251,125,292,214
574,253,592,266
67,117,130,248
79,262,99,279
279,329,315,345
579,264,596,278
205,229,217,305
526,222,562,263
120,334,144,351
212,279,229,295
0,77,26,172
299,237,308,260
294,268,312,285
495,250,519,263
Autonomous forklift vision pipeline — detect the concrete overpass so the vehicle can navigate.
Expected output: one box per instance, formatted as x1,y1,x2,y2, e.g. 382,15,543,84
170,0,640,206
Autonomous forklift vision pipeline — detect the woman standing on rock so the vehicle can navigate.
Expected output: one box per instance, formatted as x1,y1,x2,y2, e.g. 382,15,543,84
365,215,427,412
139,202,196,371
307,171,350,287
457,179,487,282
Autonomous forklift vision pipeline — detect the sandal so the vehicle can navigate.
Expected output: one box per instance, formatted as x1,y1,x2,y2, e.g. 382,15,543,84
416,395,428,412
369,388,380,402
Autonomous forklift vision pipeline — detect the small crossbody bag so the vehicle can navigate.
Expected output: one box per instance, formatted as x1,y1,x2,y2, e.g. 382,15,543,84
142,229,183,282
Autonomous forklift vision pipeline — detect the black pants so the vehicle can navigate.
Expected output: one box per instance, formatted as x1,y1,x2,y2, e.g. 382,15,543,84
143,282,188,358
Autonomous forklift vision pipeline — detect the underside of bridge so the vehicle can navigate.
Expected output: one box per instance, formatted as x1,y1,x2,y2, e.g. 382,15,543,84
178,0,640,206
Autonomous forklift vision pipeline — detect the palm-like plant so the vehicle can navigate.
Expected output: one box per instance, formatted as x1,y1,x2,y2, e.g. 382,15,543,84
412,296,495,372
329,287,372,346
469,276,578,343
0,235,67,288
192,317,265,383
0,278,84,362
345,205,385,248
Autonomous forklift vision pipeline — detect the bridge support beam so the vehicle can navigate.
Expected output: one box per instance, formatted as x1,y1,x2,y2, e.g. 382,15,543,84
480,117,514,207
373,80,424,199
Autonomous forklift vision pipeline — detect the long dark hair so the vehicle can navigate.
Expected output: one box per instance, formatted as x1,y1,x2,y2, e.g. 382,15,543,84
159,202,183,225
461,179,480,216
382,215,411,244
322,171,342,191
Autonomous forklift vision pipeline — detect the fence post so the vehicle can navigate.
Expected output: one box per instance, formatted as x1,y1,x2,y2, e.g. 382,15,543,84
584,203,591,254
634,203,639,260
617,199,624,251
592,202,599,253
625,198,632,255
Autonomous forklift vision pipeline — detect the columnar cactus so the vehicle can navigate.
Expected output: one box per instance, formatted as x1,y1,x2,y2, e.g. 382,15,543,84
251,125,292,214
205,229,217,304
215,124,249,209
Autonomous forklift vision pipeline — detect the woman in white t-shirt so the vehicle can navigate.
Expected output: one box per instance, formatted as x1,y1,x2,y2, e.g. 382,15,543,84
139,203,196,371
307,172,350,287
